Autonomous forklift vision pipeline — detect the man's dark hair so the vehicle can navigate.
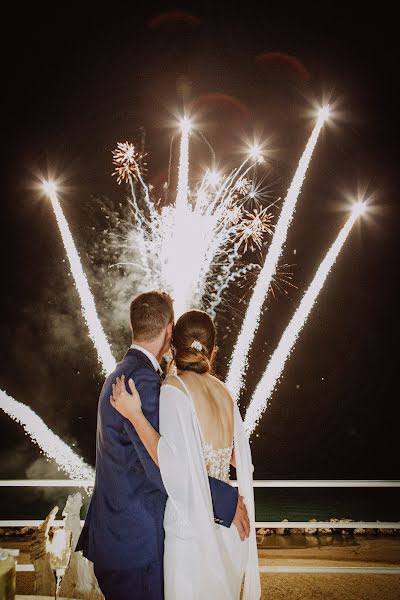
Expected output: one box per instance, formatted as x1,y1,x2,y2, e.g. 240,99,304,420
130,291,174,341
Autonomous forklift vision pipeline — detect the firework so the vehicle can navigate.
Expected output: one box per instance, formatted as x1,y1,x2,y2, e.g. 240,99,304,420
112,142,146,185
175,117,191,212
0,104,367,482
244,203,365,436
234,177,252,195
226,108,330,399
109,122,272,318
43,182,116,375
0,389,94,480
235,206,273,251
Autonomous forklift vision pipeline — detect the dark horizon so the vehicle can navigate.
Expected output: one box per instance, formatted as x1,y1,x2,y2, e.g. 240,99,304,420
1,3,398,522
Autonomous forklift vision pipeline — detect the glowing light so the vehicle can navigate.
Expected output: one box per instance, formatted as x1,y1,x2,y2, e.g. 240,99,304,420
0,389,94,480
352,201,367,217
42,181,57,196
226,113,327,399
248,144,264,163
43,183,116,375
318,105,331,121
244,208,361,436
179,116,192,133
205,170,221,187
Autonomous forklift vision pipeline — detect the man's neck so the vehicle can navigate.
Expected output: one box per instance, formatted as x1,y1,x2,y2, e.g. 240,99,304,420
132,339,162,363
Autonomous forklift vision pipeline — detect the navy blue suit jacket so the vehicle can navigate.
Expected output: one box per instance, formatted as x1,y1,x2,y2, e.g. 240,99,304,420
76,348,238,570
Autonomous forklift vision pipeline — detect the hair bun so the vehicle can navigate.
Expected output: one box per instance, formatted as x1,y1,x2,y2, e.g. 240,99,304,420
172,309,216,375
175,347,211,374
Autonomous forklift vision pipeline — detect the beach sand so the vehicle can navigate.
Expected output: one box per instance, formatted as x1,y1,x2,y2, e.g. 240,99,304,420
2,535,400,599
257,537,400,599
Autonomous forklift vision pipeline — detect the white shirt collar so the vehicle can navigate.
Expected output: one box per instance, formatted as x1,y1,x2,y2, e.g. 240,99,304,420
130,343,162,374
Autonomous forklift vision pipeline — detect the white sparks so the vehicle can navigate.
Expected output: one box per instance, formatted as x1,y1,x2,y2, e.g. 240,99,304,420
226,112,327,399
175,118,191,213
244,207,361,436
0,389,94,480
169,120,192,315
44,184,116,375
112,142,145,184
113,130,266,317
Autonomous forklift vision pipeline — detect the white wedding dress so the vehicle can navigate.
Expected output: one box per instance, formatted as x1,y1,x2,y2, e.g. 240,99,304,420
157,375,261,600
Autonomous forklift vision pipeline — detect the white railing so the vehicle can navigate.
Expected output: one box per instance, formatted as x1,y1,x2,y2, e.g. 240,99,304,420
14,565,400,574
1,479,399,488
1,479,399,530
2,479,399,577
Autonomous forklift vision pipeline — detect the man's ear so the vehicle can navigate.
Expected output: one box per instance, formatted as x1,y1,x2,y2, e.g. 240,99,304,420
167,321,173,337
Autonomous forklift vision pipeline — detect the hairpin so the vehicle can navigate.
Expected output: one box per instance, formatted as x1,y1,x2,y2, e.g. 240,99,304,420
190,340,203,351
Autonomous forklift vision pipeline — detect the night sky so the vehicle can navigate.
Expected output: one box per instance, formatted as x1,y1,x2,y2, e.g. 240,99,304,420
1,3,398,516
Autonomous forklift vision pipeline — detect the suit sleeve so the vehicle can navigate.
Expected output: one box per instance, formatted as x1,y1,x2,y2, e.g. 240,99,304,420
208,476,238,528
123,367,166,493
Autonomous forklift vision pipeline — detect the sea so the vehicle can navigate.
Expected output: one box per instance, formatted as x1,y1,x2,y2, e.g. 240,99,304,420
253,487,400,522
1,485,399,523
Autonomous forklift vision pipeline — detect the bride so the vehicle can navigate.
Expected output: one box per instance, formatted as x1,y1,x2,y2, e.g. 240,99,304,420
111,309,260,599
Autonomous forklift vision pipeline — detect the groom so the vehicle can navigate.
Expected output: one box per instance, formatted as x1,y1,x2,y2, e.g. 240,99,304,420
76,291,250,600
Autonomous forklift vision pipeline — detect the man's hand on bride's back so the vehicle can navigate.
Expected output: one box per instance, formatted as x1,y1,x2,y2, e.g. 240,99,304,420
233,495,250,541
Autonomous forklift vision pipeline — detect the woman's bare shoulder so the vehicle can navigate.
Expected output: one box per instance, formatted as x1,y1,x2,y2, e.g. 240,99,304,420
208,373,233,398
162,374,187,395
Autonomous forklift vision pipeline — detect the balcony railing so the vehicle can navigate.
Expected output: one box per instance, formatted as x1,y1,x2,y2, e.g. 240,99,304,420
1,479,399,529
2,479,399,575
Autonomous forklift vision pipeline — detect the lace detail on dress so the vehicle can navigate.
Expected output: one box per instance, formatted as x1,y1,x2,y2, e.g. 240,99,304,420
202,441,232,484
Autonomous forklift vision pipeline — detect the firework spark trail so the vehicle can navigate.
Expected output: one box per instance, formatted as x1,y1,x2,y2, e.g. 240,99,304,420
226,110,329,399
180,162,263,311
126,179,159,284
45,185,116,375
132,159,160,224
207,161,252,216
0,389,94,480
161,124,257,315
175,118,191,213
163,118,192,315
244,205,363,436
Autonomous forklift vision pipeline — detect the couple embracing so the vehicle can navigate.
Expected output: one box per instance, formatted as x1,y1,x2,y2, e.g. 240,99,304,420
77,291,261,599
